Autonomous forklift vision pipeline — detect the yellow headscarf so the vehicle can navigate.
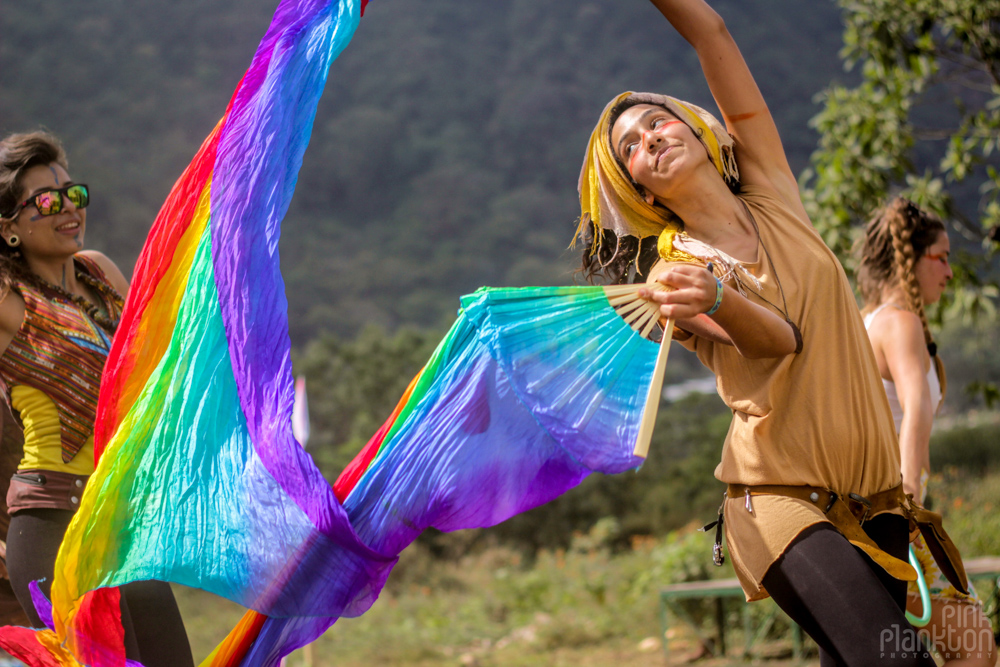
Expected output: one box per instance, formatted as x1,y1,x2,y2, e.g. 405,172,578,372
575,92,739,263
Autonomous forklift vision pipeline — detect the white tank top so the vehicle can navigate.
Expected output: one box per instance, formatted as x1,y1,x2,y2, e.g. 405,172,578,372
863,303,942,432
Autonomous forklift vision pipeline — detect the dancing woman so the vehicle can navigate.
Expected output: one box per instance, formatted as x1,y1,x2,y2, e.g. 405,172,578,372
578,1,938,664
859,198,995,666
0,131,194,666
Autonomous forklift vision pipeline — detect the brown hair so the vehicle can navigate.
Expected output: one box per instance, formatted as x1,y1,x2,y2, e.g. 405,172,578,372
858,197,947,395
0,132,69,298
577,226,660,285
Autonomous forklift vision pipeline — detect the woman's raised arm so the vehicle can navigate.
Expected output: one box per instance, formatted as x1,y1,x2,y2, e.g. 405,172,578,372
646,0,803,212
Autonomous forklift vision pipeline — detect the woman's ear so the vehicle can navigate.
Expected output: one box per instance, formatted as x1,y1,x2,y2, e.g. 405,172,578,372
644,190,656,206
0,218,21,244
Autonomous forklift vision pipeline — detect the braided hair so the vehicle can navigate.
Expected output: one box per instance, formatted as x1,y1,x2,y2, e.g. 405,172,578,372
858,197,947,396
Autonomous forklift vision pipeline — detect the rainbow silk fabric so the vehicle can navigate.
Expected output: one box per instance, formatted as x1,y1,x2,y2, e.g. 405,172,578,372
203,286,655,666
0,0,662,665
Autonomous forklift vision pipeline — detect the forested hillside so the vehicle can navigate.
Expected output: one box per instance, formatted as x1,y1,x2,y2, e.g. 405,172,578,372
0,0,848,343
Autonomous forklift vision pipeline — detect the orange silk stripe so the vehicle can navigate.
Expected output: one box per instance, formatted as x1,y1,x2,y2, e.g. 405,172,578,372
198,609,268,667
333,371,421,502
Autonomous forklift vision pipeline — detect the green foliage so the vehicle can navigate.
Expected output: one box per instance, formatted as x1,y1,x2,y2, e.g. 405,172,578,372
924,468,1000,558
965,381,1000,409
292,325,439,479
802,0,1000,316
937,316,1000,410
929,418,1000,471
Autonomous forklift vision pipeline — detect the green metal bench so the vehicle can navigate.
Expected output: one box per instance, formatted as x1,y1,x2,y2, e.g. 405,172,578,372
658,577,802,662
658,556,1000,663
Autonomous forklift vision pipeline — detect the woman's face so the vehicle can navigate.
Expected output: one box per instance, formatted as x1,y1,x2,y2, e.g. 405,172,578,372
5,163,86,259
610,104,708,201
915,230,952,305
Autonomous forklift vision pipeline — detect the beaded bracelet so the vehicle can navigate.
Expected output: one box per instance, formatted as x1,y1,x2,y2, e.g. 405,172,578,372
705,271,724,316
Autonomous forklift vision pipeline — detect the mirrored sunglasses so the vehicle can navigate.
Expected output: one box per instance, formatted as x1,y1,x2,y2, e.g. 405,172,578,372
15,184,90,217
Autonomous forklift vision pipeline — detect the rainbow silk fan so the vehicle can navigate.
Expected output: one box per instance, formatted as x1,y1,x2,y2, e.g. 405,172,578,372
202,284,675,667
0,0,678,664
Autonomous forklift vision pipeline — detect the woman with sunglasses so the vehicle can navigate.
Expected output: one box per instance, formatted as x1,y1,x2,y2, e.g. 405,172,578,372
577,1,939,664
0,131,193,666
858,198,995,665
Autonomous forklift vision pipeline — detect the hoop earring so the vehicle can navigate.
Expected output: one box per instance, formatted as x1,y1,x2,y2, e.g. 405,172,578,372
5,235,20,248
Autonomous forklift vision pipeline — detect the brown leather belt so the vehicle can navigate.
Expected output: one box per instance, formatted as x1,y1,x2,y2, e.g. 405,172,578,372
726,482,915,584
727,483,907,524
6,469,89,515
717,482,970,595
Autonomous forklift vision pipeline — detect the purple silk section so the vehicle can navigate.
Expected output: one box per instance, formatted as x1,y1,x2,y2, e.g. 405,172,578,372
28,581,54,631
239,615,327,667
234,319,602,665
342,347,593,562
209,0,365,536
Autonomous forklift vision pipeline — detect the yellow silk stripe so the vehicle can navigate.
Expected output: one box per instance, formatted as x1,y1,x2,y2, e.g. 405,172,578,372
110,179,213,435
49,180,212,649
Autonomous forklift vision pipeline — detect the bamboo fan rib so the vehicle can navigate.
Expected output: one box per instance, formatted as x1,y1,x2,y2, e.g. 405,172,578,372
600,284,675,457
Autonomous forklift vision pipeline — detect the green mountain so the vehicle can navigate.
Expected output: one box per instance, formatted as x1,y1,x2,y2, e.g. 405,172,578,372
1,0,847,343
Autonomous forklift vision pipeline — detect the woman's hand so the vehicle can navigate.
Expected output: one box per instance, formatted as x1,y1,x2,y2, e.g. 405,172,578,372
642,261,797,359
639,263,717,320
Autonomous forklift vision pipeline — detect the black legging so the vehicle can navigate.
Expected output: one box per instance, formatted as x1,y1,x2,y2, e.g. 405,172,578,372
762,513,935,667
6,508,194,667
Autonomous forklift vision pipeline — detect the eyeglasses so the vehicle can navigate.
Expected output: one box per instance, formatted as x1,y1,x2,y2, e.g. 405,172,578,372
924,252,949,266
13,184,89,217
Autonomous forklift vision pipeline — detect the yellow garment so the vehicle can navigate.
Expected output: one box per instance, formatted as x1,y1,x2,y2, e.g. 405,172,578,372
657,228,704,266
13,385,94,476
576,92,739,255
681,185,902,601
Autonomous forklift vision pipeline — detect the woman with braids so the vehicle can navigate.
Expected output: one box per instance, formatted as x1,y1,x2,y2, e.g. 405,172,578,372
576,1,964,664
859,198,995,666
0,131,193,666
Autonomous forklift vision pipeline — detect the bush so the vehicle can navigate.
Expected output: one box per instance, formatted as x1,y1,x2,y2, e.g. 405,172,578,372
930,419,1000,473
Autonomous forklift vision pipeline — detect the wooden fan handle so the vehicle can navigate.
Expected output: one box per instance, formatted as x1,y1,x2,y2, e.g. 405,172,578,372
633,318,675,458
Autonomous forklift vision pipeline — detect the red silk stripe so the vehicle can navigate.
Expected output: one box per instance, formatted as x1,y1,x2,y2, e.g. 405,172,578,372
93,124,222,457
0,626,63,666
333,371,420,502
64,589,126,667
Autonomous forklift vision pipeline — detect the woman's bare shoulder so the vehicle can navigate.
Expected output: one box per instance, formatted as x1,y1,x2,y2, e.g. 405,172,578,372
0,288,26,355
868,306,927,369
78,250,129,295
870,305,923,338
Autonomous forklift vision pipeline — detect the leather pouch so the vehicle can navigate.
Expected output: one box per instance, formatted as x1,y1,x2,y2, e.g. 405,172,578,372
911,506,969,595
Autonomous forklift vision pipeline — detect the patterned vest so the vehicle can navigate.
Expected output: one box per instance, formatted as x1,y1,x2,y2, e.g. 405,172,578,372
0,255,123,463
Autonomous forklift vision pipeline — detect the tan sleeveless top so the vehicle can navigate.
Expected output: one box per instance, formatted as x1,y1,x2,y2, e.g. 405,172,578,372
684,185,901,601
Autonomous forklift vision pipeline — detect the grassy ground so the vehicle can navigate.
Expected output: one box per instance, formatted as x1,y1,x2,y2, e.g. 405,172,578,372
173,465,1000,666
174,522,810,666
